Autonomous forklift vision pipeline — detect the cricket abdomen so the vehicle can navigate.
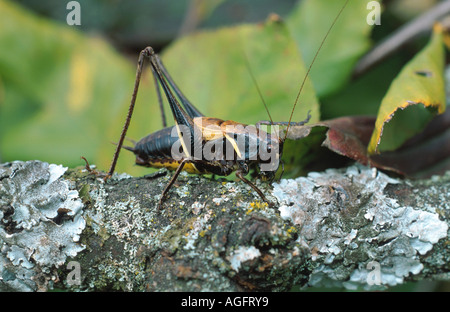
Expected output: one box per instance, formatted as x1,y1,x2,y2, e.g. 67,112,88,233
125,126,202,174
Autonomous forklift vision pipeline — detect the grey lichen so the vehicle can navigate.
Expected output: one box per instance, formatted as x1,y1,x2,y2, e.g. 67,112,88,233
0,161,85,291
273,165,449,290
0,160,449,291
70,166,309,291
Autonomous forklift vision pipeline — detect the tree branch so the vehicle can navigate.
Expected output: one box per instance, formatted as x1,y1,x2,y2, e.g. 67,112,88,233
0,160,449,291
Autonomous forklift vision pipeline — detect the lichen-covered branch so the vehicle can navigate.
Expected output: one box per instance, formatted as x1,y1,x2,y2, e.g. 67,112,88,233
0,160,449,291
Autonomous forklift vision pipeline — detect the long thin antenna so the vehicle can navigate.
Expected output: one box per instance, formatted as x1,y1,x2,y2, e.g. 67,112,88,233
284,0,349,141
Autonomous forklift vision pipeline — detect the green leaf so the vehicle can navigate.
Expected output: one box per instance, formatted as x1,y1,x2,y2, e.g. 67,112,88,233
161,16,319,126
0,0,158,176
0,0,375,178
160,17,324,178
0,0,320,177
286,0,376,98
368,25,446,155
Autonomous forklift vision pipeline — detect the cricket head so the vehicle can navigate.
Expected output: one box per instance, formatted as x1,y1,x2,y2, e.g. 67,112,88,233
257,130,284,182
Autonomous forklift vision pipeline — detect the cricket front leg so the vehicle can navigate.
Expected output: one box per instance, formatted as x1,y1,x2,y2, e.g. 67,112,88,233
236,170,275,207
158,158,190,210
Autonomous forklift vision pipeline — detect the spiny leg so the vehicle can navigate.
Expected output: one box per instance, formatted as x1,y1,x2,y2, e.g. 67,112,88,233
107,47,152,179
151,65,167,128
107,47,174,179
107,46,203,180
158,158,191,210
236,170,275,207
153,53,204,118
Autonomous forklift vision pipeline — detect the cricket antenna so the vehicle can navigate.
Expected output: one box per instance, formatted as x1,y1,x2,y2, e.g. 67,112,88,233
284,0,349,141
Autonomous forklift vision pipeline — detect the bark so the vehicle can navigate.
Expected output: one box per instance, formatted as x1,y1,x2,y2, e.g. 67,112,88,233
0,160,449,291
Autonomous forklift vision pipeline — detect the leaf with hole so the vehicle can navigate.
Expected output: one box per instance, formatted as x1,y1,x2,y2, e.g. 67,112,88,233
367,24,446,155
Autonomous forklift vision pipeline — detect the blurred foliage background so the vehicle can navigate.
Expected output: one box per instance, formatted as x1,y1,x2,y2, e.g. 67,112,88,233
1,0,445,176
0,0,449,291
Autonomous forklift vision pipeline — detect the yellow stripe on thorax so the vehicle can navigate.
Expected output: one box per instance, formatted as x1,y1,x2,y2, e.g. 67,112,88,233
193,117,245,159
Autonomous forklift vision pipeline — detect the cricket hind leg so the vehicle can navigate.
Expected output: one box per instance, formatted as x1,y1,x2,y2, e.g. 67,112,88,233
151,65,167,128
107,46,204,180
106,47,152,179
152,53,204,118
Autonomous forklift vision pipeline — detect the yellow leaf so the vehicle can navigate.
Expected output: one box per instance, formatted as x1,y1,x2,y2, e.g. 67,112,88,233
368,24,446,155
